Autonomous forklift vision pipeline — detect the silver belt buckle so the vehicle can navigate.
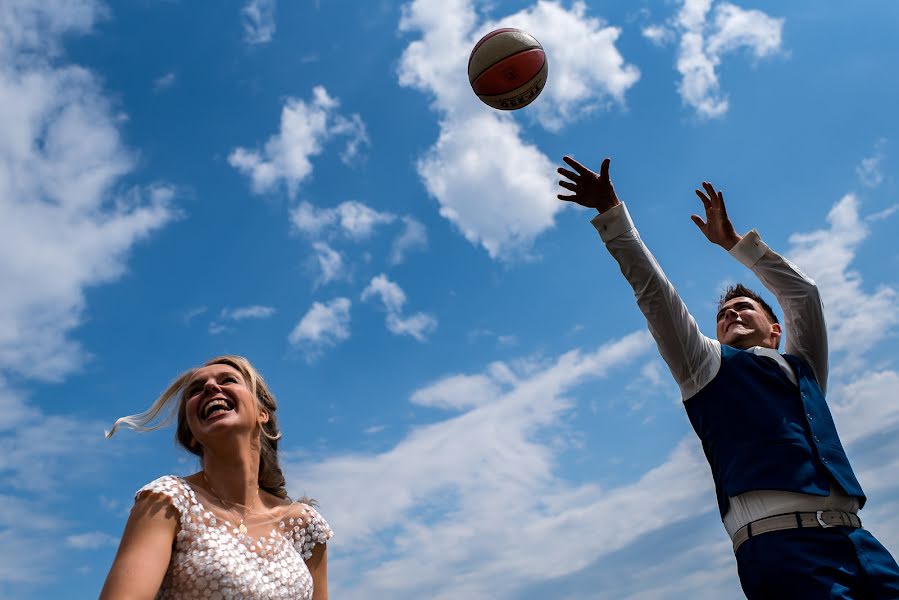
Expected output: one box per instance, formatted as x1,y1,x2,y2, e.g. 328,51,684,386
816,510,834,528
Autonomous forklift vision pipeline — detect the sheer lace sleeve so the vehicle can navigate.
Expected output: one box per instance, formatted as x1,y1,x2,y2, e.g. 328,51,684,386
287,504,333,560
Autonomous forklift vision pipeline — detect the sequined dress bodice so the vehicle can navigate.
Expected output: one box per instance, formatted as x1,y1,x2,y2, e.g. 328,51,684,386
136,476,332,600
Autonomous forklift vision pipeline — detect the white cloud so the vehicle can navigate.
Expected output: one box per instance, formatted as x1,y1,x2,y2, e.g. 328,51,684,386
65,531,118,549
228,86,368,198
287,298,351,359
642,24,675,46
479,1,641,131
284,332,730,599
385,311,438,341
647,0,784,118
290,200,396,240
856,139,887,188
786,194,898,371
706,3,784,58
290,201,427,277
830,370,899,447
0,0,104,58
410,362,515,411
220,305,276,321
152,71,175,92
336,201,395,239
290,201,336,238
398,0,639,259
311,241,346,287
208,305,276,335
241,0,276,45
414,112,558,259
331,113,370,164
361,274,437,341
0,1,178,380
390,216,428,264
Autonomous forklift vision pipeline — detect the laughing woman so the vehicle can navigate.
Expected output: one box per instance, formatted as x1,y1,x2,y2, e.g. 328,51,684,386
101,355,331,600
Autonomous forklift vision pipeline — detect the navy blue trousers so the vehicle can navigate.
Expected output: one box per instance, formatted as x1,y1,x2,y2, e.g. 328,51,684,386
736,527,899,599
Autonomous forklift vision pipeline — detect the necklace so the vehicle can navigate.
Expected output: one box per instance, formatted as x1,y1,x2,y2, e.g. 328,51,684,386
202,471,260,535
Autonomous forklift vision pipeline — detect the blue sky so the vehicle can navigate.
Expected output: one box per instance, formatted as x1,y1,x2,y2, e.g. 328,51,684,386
1,0,898,598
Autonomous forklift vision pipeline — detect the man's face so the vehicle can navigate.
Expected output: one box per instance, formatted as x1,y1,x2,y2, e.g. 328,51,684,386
715,296,781,349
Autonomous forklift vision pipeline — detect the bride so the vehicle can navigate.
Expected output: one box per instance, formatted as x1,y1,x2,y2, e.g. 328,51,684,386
101,355,331,599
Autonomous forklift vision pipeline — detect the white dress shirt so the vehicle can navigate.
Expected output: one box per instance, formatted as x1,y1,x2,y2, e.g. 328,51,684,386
591,203,859,538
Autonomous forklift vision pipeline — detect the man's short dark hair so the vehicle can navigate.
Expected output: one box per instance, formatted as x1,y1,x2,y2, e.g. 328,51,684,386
718,283,779,325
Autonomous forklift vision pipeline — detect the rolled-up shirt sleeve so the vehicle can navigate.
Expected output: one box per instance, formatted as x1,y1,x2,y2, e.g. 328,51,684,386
728,230,829,393
592,203,720,400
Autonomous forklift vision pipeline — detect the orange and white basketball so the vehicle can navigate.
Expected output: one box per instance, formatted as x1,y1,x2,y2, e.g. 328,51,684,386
468,28,548,111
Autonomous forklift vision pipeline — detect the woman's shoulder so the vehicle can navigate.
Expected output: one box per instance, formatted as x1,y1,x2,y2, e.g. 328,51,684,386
283,501,333,555
134,475,195,511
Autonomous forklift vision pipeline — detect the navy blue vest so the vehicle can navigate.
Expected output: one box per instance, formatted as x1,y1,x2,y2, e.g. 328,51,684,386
684,345,865,518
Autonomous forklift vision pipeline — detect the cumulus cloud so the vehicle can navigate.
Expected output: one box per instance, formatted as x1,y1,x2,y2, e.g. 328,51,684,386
644,0,784,118
311,242,346,287
398,0,639,259
390,216,428,264
413,112,558,258
786,194,898,371
288,298,351,359
228,86,369,197
0,1,178,381
856,139,887,188
290,201,426,278
480,1,640,131
642,24,675,46
361,274,437,341
282,331,729,599
410,362,515,410
291,200,395,240
241,0,276,45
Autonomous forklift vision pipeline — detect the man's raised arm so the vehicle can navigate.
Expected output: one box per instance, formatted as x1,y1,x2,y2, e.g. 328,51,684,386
558,156,719,399
692,182,829,392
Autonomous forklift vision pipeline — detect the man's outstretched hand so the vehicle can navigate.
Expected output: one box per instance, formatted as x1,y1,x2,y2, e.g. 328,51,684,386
692,181,742,251
557,156,620,214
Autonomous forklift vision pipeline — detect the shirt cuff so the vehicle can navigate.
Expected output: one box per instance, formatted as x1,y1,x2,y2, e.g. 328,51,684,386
590,202,633,243
729,229,768,268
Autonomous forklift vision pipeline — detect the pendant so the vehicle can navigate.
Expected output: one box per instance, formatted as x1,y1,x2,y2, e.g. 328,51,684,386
238,521,248,535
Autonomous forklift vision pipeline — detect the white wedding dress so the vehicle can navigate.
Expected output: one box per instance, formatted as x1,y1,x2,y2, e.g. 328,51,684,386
136,476,332,599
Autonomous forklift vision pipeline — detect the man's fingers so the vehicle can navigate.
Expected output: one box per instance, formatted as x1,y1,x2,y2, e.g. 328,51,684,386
690,214,708,233
695,189,712,209
703,182,721,207
716,191,728,214
559,180,577,192
557,167,579,182
562,155,592,176
599,158,611,180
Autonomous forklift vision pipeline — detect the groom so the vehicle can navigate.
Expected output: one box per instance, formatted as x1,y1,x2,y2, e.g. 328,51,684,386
557,155,899,598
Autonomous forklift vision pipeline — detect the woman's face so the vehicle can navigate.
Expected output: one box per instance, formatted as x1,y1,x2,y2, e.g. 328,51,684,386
183,364,267,447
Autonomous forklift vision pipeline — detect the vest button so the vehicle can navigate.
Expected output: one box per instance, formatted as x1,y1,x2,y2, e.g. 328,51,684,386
807,413,813,420
814,436,820,443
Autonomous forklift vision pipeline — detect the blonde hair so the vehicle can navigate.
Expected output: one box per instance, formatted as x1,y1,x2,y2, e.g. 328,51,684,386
107,355,289,499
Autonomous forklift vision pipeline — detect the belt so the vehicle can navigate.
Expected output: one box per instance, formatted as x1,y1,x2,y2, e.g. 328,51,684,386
732,510,862,554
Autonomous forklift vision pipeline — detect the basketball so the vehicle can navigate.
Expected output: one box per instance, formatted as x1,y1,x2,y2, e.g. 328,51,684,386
468,28,548,111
